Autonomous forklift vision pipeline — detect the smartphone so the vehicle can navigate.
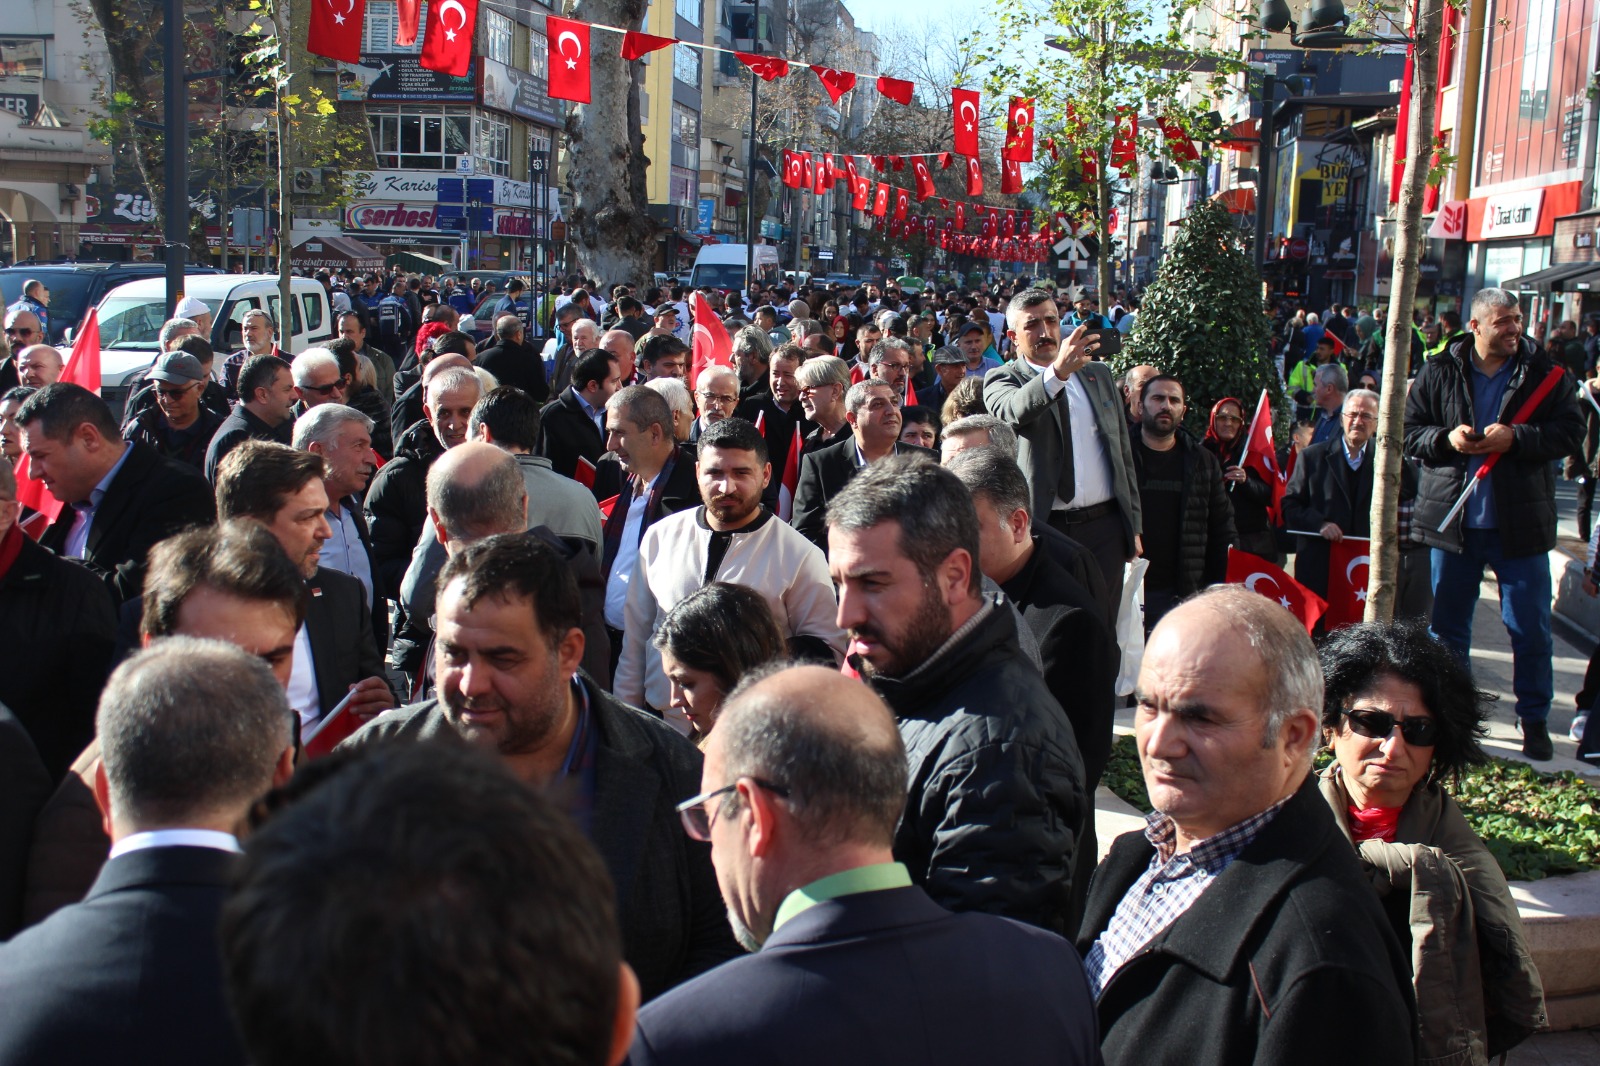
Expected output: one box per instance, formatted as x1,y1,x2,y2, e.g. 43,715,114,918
1464,429,1485,441
1084,328,1122,358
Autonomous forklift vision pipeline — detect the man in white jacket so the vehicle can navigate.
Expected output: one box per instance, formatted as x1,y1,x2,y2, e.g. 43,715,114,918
614,417,845,729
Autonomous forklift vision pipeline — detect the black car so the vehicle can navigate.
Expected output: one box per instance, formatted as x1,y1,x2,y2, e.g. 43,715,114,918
0,262,222,346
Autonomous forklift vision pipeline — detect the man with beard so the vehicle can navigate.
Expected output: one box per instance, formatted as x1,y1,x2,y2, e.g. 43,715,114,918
825,456,1087,937
614,418,844,729
1131,375,1235,633
343,533,739,1000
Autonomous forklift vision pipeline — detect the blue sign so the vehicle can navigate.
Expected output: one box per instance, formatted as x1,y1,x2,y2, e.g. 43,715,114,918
697,198,715,235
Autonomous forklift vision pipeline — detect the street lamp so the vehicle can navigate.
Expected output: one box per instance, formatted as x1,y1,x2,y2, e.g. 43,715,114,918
1258,0,1411,48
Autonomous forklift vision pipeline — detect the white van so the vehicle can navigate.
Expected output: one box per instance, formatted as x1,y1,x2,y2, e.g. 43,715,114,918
688,243,782,293
94,274,336,416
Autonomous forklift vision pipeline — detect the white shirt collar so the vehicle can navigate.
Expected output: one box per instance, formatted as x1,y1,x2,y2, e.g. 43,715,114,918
109,828,242,859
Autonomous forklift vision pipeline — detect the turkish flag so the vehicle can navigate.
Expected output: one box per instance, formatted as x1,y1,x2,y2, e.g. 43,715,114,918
1079,149,1098,182
1325,538,1372,630
1241,388,1286,523
395,0,420,45
1001,211,1014,238
1111,107,1139,169
851,174,870,210
1003,96,1035,162
737,52,790,81
308,0,367,63
60,305,102,394
844,154,859,187
574,455,597,489
1322,328,1349,357
1045,136,1060,161
1001,158,1022,194
781,150,803,189
893,188,909,221
889,156,905,171
822,152,837,184
877,75,914,104
953,88,981,156
302,690,367,759
801,155,815,189
689,292,734,390
888,216,902,238
911,157,935,201
1159,116,1200,161
965,155,983,196
872,182,890,217
811,65,856,102
954,203,965,230
546,16,591,102
1225,549,1328,634
779,422,803,520
621,30,676,60
812,155,829,194
419,0,479,77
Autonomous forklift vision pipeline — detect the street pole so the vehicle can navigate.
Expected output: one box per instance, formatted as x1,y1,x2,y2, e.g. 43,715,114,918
1254,71,1276,275
744,0,760,298
162,0,188,317
275,0,292,328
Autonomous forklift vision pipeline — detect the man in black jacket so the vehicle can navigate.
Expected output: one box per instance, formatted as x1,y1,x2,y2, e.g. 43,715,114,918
0,638,294,1065
826,456,1087,937
1131,375,1235,632
1404,287,1585,759
1079,587,1415,1066
539,346,623,500
204,354,296,483
476,314,549,403
343,534,739,1000
22,383,216,605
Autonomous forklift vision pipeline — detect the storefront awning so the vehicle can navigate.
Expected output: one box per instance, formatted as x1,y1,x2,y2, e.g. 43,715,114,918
1212,186,1256,215
385,249,451,273
292,234,384,271
1501,262,1592,292
1564,266,1600,292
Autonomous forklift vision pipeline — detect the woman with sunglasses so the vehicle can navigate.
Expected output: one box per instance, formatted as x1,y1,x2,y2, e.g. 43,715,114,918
1200,396,1280,562
1318,621,1545,1062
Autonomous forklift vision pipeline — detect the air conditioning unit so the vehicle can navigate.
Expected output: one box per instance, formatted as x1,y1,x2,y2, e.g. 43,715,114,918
293,168,323,193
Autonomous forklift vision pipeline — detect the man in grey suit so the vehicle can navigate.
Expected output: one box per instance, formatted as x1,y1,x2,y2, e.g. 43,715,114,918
984,288,1142,593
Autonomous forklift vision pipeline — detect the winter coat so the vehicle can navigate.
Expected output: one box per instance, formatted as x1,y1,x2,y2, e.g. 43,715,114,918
363,418,444,592
865,596,1087,939
1403,335,1583,556
1132,430,1237,595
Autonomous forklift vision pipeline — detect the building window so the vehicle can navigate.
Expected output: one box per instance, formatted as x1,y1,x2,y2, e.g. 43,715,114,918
475,112,512,176
528,28,549,80
671,165,697,206
485,10,514,64
673,43,700,86
1519,0,1556,119
676,0,701,26
671,103,698,147
367,105,473,170
363,1,428,55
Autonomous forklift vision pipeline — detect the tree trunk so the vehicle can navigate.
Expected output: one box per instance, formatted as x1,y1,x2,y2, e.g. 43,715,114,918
1096,157,1113,302
1368,0,1444,622
566,0,658,285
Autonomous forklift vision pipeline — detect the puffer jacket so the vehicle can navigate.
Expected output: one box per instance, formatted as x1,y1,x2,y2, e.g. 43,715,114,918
1132,429,1237,595
1404,334,1583,556
363,418,444,592
866,595,1087,938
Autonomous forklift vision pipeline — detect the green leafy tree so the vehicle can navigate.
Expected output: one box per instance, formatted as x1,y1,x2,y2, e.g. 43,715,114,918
1111,198,1280,436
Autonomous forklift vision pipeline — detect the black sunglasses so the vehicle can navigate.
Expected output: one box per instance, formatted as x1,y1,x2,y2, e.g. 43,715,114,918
302,380,346,396
4,327,36,337
1342,708,1438,747
156,384,199,399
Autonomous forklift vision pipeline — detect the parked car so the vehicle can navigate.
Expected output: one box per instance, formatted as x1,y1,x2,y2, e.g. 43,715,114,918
467,292,532,343
0,261,222,346
94,274,335,418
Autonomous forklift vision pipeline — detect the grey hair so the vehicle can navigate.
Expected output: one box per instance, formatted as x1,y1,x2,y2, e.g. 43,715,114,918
1005,287,1057,329
695,364,740,394
1342,388,1380,413
941,414,1018,460
292,402,374,450
716,662,908,847
945,446,1032,522
605,383,673,436
827,454,980,595
868,337,913,366
1188,585,1324,759
1470,286,1520,323
240,308,275,329
159,318,199,349
732,325,773,359
845,378,896,417
795,354,850,391
290,348,340,387
98,637,291,825
426,448,527,543
1313,363,1347,391
426,366,482,404
644,375,692,418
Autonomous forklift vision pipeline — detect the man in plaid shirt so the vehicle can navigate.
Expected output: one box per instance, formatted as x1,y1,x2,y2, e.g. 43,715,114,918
1077,586,1416,1065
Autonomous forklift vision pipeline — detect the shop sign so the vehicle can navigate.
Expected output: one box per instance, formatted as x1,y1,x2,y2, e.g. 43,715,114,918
346,202,445,232
1480,190,1544,239
351,170,530,208
336,55,474,102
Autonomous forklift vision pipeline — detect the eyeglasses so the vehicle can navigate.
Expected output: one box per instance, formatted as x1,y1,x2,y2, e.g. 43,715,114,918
1342,708,1438,747
1213,414,1244,424
799,384,837,396
156,384,199,399
676,777,790,841
696,391,739,406
301,380,346,396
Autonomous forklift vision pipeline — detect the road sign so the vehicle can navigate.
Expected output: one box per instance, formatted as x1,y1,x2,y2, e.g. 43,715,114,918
1288,236,1310,260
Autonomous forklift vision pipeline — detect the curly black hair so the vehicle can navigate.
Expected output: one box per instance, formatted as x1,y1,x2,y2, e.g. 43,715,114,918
1319,620,1493,783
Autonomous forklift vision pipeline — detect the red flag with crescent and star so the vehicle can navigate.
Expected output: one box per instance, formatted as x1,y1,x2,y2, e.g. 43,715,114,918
1159,115,1200,161
308,0,366,62
1003,96,1035,162
1001,157,1023,194
912,156,936,201
1225,548,1327,633
1325,539,1372,630
852,173,871,210
420,0,480,76
811,65,857,102
872,182,890,217
544,15,591,101
892,187,909,221
953,88,981,156
689,292,734,390
395,0,420,45
965,155,983,196
1241,388,1286,523
621,30,677,60
737,53,790,81
781,150,803,189
877,75,914,105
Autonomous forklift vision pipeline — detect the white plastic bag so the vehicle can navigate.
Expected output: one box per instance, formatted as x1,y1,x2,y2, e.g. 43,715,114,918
1114,557,1149,697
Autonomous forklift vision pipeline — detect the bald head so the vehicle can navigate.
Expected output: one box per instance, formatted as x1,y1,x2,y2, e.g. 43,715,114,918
425,440,527,548
1124,364,1160,418
601,329,637,379
421,352,473,388
16,345,64,388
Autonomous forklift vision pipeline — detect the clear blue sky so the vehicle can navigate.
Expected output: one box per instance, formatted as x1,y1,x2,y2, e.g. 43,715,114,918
843,0,971,36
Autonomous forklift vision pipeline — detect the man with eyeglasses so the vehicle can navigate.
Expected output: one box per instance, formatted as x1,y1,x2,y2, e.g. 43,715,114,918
289,348,348,414
866,337,914,404
632,664,1101,1066
122,351,227,472
2,309,44,391
342,533,738,1000
688,364,740,444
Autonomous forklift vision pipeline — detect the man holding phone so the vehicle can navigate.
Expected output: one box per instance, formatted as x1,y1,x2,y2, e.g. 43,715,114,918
984,288,1143,597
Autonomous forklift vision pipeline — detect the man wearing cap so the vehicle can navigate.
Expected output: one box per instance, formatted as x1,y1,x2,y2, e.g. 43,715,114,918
173,295,214,341
122,350,228,472
954,321,1001,377
925,347,968,411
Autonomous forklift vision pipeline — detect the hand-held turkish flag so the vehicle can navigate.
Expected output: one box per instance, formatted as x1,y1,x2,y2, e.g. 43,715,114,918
911,157,936,201
546,16,592,102
1159,116,1200,161
395,0,419,45
59,306,102,394
1241,388,1286,523
877,75,914,104
1226,548,1327,633
778,422,802,520
689,292,734,390
621,30,676,60
953,88,981,156
872,182,890,217
419,0,479,76
308,0,367,63
1325,538,1372,630
1437,365,1569,531
965,155,983,196
1003,96,1035,162
1001,157,1022,194
574,455,597,490
810,65,857,102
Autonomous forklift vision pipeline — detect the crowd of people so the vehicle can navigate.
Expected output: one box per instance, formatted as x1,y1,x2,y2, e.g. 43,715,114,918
0,267,1580,1064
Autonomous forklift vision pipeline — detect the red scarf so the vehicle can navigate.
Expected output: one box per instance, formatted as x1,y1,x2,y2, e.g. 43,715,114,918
0,523,24,582
1348,803,1402,843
